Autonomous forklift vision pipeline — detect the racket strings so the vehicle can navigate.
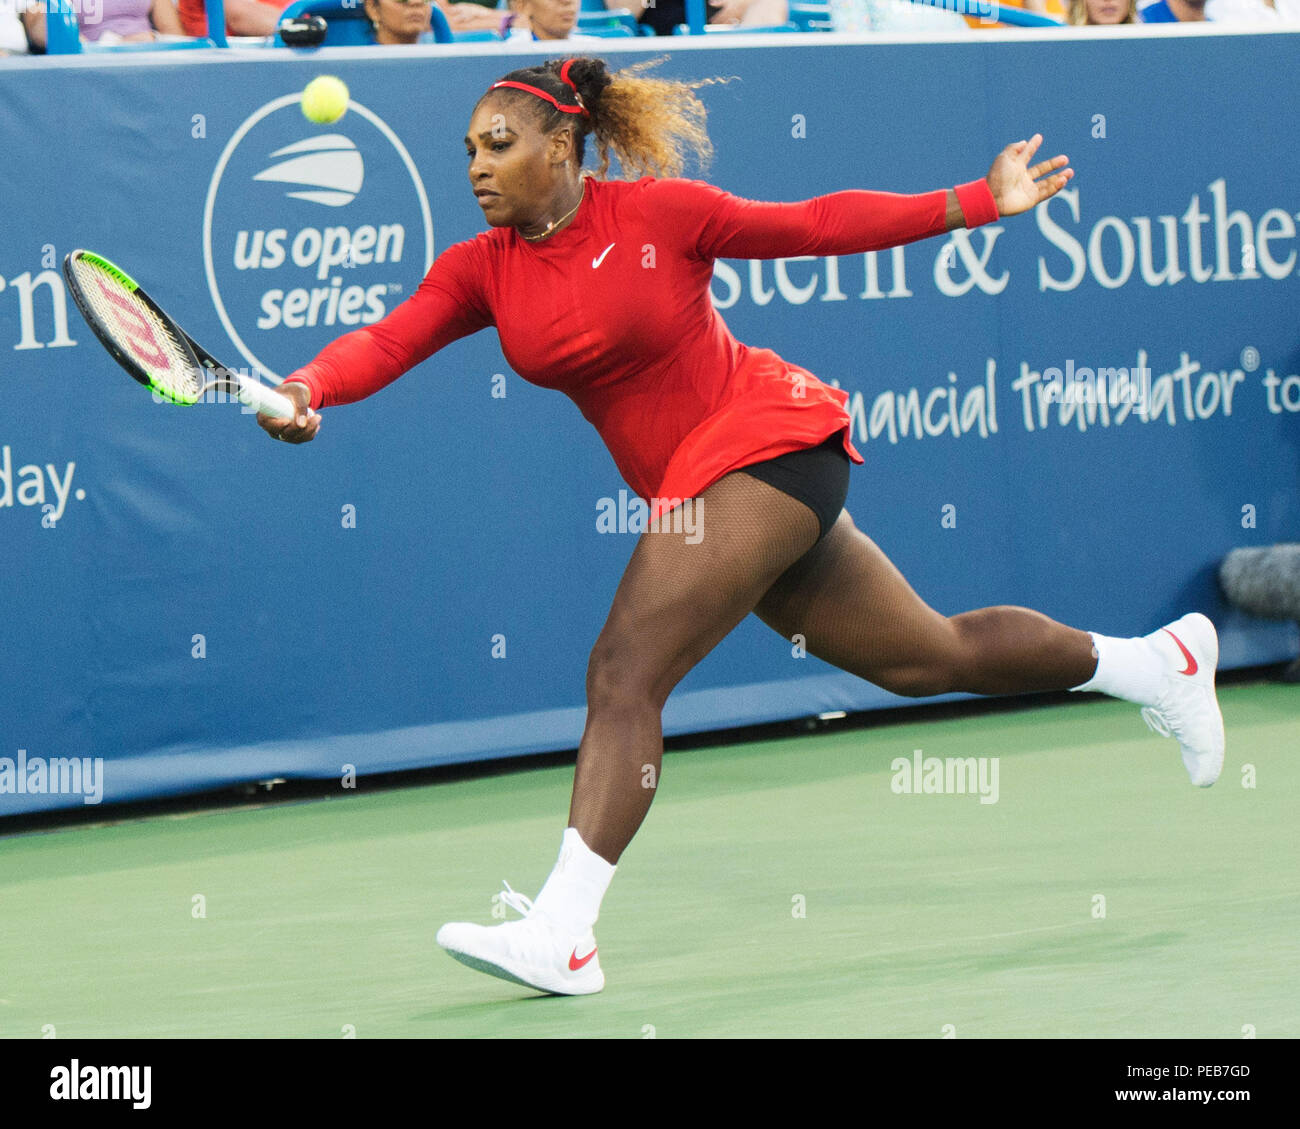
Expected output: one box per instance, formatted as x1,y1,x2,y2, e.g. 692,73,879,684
69,257,201,402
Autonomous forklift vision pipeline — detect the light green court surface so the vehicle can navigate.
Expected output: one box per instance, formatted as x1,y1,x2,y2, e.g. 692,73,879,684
1,684,1295,1039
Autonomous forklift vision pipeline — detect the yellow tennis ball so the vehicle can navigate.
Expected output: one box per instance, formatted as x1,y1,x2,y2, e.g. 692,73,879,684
301,76,349,125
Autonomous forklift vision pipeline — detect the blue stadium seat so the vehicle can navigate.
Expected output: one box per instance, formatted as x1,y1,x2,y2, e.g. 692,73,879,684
274,0,373,45
43,1,81,52
787,2,833,30
272,0,456,45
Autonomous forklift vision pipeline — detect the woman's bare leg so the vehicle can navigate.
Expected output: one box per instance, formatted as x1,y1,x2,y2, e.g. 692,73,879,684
753,510,1098,697
568,472,823,863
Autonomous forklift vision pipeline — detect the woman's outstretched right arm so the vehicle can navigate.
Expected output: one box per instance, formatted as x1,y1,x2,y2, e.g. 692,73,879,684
257,238,493,443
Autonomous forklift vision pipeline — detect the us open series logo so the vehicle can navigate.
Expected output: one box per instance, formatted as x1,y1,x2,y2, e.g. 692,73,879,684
203,94,435,381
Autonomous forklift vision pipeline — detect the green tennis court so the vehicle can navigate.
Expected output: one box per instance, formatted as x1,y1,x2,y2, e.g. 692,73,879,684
2,682,1294,1039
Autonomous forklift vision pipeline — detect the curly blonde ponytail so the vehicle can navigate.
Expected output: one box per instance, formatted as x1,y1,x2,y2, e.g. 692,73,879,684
481,55,735,180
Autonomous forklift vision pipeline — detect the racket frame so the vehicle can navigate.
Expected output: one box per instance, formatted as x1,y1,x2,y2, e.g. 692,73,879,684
63,250,295,419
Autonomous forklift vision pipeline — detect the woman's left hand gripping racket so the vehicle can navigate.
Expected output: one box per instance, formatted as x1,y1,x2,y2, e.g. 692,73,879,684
63,249,296,420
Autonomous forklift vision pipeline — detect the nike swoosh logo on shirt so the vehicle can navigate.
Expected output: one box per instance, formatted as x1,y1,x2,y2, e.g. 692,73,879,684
569,946,597,971
592,242,615,269
1163,629,1198,676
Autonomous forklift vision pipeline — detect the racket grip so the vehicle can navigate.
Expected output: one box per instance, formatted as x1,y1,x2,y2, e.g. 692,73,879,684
237,376,297,420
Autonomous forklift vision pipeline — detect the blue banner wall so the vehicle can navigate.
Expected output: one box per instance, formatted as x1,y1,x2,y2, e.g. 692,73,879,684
1,33,1297,813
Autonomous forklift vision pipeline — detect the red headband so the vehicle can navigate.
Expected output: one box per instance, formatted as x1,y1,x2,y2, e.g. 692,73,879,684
489,58,590,118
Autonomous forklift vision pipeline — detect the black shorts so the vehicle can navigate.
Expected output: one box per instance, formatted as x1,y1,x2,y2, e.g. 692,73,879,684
736,433,851,543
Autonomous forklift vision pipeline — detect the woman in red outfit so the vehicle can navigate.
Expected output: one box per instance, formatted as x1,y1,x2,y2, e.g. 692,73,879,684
262,57,1223,996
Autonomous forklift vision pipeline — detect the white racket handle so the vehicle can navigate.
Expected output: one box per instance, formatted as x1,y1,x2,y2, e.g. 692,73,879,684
237,375,297,420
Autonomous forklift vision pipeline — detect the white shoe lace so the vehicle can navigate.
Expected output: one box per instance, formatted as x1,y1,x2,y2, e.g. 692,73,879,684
1140,706,1171,738
496,881,535,919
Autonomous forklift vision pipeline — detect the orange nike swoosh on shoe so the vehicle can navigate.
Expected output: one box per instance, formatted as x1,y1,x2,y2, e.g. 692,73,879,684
569,946,597,971
1163,629,1198,676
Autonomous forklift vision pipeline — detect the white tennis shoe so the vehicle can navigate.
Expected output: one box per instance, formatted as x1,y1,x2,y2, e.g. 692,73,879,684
1138,613,1225,787
436,882,604,996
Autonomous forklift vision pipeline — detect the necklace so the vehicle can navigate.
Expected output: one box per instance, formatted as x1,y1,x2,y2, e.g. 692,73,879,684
519,178,587,242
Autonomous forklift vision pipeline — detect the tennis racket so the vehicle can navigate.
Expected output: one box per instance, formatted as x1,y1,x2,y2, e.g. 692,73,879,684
62,250,296,419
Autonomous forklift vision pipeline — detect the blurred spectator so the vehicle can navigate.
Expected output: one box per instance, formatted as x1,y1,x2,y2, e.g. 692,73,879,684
504,0,600,38
1206,0,1299,20
613,0,789,37
1138,0,1209,18
439,0,520,29
2,0,29,52
1068,0,1136,20
178,0,296,36
828,0,968,31
365,0,431,40
23,0,183,47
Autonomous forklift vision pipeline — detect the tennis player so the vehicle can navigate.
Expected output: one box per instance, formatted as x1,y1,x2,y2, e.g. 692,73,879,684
263,56,1225,996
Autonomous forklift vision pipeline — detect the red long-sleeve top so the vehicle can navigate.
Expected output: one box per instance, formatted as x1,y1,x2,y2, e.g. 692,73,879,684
284,175,999,519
